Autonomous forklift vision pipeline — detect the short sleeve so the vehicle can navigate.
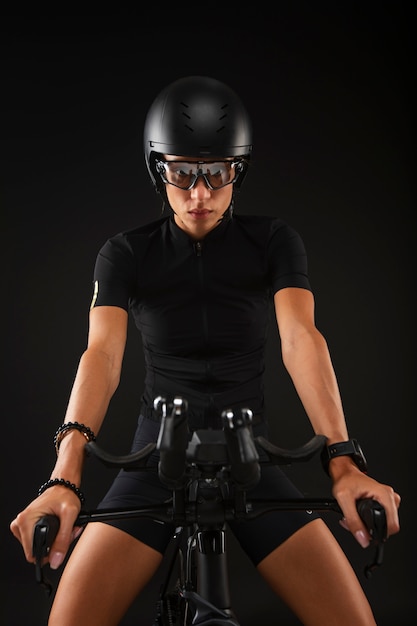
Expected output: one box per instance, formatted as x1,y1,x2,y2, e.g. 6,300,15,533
267,221,311,294
91,234,136,311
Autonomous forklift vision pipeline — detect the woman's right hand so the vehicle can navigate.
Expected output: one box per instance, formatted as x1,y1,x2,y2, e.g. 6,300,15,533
10,486,83,570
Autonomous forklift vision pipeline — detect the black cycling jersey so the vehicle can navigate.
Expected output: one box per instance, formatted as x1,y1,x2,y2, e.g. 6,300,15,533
92,213,311,428
94,213,318,562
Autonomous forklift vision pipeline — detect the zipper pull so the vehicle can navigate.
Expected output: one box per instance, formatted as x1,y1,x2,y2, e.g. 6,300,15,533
194,241,203,257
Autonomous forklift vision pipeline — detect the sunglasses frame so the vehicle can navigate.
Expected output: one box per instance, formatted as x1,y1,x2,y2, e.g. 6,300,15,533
155,159,245,191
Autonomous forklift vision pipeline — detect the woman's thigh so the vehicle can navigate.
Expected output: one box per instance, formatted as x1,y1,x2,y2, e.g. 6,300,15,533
228,464,320,564
48,522,163,626
257,518,377,626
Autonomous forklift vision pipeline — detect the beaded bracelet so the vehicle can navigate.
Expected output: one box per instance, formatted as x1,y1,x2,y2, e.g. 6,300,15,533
38,478,85,505
54,421,96,455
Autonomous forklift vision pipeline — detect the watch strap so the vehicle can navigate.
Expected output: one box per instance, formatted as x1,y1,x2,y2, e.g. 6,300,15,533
321,438,368,475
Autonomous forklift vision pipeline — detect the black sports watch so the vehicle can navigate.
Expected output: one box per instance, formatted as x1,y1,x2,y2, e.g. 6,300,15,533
321,439,368,475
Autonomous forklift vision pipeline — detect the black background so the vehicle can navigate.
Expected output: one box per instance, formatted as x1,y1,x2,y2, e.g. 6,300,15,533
2,6,415,625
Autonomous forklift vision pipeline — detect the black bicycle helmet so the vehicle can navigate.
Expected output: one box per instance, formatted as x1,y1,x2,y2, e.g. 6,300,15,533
144,76,253,194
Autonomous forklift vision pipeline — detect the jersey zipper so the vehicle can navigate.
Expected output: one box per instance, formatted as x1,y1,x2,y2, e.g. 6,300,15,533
194,242,207,340
194,240,211,374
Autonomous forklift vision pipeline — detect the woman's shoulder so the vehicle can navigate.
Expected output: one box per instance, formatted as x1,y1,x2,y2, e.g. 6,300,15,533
233,213,298,239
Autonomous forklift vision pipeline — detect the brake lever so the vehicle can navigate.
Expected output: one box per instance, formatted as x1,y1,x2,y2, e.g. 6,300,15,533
32,515,60,596
357,498,387,578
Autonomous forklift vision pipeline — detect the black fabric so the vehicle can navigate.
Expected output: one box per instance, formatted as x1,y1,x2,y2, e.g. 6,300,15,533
93,214,311,427
98,416,319,565
93,213,317,562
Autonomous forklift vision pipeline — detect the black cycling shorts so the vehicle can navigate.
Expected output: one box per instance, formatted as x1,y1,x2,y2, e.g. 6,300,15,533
97,415,319,566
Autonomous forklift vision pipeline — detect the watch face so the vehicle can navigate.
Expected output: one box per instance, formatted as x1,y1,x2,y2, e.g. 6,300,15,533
350,440,367,471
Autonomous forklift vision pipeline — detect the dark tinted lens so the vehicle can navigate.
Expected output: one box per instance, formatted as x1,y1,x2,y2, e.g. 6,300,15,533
162,161,236,189
164,163,195,189
205,162,235,188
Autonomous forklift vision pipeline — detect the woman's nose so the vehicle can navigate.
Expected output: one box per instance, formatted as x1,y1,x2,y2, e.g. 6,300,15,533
190,175,211,197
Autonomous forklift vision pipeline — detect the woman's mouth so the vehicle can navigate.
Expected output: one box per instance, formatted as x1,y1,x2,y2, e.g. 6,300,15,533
189,209,211,219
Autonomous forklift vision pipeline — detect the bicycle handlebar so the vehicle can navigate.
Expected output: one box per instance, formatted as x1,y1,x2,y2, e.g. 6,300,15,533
32,400,387,595
32,497,386,596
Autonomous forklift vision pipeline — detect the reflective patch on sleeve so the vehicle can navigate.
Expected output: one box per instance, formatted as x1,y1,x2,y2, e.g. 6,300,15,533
90,280,99,309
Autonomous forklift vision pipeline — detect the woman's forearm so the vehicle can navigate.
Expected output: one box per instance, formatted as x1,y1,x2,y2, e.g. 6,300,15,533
282,327,349,443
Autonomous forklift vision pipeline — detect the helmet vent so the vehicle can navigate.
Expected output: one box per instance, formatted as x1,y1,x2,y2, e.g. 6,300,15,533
218,104,228,130
180,102,190,116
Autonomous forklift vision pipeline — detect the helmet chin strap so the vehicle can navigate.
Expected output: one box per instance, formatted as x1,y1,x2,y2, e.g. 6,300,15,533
218,201,233,222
